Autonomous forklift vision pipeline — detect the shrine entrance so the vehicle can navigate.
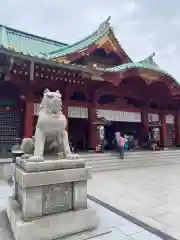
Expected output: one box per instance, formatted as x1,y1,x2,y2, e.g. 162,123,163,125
68,118,88,151
96,109,142,150
68,106,89,151
104,121,142,150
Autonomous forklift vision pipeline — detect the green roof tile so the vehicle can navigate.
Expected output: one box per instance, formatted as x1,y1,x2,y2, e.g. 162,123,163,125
0,21,178,87
49,16,111,59
0,24,67,58
0,26,8,48
94,53,160,73
94,52,179,85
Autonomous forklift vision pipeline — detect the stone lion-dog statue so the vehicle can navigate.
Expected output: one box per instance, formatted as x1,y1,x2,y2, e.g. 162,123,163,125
21,89,77,161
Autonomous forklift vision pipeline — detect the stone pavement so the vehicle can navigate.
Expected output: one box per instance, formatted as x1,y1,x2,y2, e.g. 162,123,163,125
0,180,162,240
88,163,180,240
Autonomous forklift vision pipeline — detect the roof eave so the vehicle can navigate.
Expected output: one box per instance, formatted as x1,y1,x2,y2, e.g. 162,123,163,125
0,47,91,73
94,62,179,87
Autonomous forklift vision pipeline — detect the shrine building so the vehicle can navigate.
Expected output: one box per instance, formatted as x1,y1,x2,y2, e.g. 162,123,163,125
0,17,180,152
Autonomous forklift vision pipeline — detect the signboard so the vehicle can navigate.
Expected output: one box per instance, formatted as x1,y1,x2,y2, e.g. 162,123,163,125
166,115,174,125
148,113,159,123
68,107,88,119
34,104,88,119
96,109,141,122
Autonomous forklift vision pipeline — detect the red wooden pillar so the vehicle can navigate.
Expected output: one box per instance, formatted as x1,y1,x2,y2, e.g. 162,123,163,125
88,104,97,150
140,110,149,143
159,113,167,147
24,97,34,138
174,111,180,146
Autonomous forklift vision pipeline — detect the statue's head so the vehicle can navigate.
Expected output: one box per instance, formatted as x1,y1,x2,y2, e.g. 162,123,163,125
40,89,62,114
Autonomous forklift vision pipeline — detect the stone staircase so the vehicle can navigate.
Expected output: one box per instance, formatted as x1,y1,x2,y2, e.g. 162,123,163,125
80,150,180,172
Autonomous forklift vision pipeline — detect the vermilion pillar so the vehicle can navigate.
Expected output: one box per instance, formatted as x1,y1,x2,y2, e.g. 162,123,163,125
88,104,97,150
140,110,149,143
159,113,167,147
24,97,34,138
174,112,180,146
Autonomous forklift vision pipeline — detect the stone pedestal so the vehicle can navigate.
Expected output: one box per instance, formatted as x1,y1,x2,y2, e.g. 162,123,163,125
7,158,99,240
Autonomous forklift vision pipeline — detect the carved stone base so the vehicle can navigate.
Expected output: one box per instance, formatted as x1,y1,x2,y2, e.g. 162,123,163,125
7,197,99,240
8,158,100,240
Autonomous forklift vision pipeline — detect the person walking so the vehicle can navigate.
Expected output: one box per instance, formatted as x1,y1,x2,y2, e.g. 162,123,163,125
119,133,125,159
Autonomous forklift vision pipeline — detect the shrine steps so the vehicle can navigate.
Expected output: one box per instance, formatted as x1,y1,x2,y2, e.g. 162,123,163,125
81,150,180,172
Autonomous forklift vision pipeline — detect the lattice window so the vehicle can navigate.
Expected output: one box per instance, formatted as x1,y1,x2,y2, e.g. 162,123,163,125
0,110,20,151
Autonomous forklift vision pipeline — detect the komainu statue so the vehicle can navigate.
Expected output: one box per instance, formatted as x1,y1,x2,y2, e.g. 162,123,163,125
21,89,77,162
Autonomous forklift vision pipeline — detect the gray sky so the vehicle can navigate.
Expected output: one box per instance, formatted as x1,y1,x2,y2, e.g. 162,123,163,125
0,0,180,80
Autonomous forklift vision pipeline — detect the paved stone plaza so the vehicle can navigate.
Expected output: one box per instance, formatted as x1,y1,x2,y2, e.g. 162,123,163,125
88,163,180,239
0,180,161,240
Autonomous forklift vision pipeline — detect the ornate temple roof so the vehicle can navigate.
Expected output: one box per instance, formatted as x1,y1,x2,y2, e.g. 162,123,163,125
49,17,111,59
0,20,178,87
94,52,178,83
94,53,158,72
0,24,67,58
49,17,132,63
0,17,131,63
48,17,131,63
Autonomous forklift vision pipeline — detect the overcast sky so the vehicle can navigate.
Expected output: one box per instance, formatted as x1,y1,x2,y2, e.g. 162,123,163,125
0,0,180,80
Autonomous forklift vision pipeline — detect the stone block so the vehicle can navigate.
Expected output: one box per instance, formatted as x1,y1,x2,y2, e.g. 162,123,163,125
17,183,23,205
60,221,112,240
16,158,85,172
7,197,99,240
15,166,92,188
21,185,43,221
73,181,87,210
42,182,72,215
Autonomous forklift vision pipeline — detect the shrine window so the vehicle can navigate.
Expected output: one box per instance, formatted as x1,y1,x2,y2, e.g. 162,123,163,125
168,105,176,110
124,97,141,108
70,91,87,102
98,94,117,105
149,102,158,109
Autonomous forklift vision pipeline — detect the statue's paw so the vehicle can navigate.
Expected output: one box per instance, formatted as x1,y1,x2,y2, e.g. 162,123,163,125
57,152,64,158
26,156,44,162
66,154,73,160
66,153,79,160
72,153,79,159
21,154,33,159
